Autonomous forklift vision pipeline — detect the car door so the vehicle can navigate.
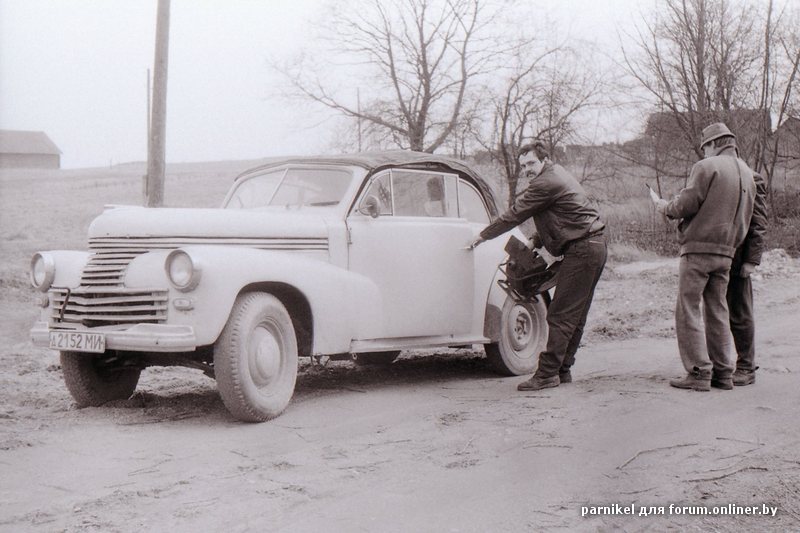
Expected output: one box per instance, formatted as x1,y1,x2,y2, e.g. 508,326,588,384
347,169,475,339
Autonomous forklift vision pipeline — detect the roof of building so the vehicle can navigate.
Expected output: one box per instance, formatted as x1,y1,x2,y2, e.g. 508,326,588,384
776,116,800,132
0,130,62,155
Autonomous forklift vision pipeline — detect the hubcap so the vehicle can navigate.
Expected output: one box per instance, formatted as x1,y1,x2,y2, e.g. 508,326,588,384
248,323,282,388
507,304,534,351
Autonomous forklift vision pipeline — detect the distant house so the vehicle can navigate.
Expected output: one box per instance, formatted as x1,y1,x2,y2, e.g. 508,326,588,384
564,144,608,162
643,110,770,153
0,130,62,169
775,116,800,160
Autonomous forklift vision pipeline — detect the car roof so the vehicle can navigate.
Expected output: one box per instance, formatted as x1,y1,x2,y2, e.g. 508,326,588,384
234,150,499,217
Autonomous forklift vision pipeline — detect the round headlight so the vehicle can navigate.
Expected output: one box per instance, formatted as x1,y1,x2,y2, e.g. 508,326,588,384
30,252,55,292
165,250,201,291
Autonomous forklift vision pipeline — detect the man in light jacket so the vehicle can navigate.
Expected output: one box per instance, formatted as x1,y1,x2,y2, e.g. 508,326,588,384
654,123,756,391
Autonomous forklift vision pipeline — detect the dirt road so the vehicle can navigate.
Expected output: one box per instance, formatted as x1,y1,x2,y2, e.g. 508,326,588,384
1,253,799,532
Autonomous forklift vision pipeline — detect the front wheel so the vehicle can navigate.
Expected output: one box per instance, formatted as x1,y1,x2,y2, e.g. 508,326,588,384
485,296,548,376
60,351,141,406
214,292,298,422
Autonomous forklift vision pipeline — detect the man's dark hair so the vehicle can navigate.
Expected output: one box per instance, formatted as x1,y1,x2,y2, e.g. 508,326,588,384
519,140,549,161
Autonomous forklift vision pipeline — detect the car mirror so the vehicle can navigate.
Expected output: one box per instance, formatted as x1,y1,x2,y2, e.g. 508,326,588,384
359,195,381,218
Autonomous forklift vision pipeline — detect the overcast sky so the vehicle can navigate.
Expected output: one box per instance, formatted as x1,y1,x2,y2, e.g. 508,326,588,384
0,0,651,169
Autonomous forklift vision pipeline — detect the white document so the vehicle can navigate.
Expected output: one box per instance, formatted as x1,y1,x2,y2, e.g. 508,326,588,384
647,184,660,203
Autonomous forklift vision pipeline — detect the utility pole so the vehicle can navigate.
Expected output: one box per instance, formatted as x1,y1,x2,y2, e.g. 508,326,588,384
143,69,151,202
146,0,170,207
357,88,362,152
147,68,151,163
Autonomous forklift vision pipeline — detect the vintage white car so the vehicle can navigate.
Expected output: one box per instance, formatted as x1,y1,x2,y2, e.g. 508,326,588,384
30,151,549,422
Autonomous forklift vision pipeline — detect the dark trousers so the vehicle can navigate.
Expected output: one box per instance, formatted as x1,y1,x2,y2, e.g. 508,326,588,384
535,234,607,377
727,273,755,371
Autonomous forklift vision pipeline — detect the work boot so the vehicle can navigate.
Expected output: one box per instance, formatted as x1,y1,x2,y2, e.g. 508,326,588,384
710,377,733,390
558,370,572,384
733,368,757,386
669,369,711,391
710,371,733,390
517,374,559,391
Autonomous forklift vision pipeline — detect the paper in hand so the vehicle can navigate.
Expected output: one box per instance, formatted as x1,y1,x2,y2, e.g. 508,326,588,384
646,184,660,203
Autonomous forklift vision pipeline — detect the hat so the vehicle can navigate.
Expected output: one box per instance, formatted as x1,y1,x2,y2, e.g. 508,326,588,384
700,122,735,147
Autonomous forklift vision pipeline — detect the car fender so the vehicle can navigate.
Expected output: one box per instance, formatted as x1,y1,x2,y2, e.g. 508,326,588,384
483,267,507,342
124,246,383,352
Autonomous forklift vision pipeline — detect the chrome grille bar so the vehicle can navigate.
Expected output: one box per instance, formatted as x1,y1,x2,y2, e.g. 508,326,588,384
50,288,168,326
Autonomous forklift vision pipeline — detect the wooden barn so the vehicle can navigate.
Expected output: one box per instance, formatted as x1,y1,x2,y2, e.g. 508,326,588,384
0,130,62,169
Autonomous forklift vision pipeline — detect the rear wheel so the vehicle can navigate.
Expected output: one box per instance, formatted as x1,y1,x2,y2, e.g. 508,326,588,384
485,296,548,376
350,351,401,366
60,351,141,406
214,292,298,422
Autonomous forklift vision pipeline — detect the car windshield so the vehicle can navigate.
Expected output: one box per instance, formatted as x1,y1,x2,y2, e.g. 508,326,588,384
225,167,355,209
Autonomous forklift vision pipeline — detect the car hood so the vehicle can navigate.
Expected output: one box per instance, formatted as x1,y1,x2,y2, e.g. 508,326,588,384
88,206,332,239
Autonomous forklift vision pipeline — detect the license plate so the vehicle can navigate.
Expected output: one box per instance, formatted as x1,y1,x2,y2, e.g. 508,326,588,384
49,331,106,353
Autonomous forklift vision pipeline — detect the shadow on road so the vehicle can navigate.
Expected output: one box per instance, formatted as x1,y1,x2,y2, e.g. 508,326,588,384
296,350,500,394
77,350,503,425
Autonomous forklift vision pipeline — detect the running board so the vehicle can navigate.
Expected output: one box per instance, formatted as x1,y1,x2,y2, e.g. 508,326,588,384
350,334,490,353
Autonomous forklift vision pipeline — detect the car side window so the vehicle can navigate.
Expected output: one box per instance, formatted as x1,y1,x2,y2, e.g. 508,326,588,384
457,180,490,224
392,171,457,218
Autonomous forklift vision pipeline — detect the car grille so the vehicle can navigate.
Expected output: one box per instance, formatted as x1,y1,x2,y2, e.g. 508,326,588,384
83,236,329,286
50,287,168,327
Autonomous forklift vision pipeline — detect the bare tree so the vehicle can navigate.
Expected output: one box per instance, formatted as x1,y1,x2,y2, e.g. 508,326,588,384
754,0,800,194
621,0,758,158
476,42,605,206
484,49,553,204
620,0,800,199
280,0,503,153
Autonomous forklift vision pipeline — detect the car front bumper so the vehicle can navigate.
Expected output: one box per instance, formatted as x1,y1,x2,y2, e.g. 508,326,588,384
31,321,198,352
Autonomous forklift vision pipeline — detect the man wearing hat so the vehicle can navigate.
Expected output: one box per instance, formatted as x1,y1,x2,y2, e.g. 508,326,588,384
653,122,756,391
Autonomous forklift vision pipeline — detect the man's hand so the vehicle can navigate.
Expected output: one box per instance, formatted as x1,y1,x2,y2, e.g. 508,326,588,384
466,236,485,250
739,262,757,278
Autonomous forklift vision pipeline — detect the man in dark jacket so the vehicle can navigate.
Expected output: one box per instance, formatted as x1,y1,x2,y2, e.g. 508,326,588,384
469,141,607,391
729,172,768,385
654,123,756,391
